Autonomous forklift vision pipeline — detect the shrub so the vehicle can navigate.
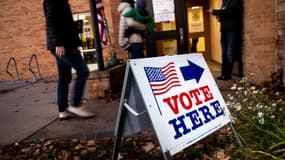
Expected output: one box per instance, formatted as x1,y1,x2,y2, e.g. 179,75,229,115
227,77,285,160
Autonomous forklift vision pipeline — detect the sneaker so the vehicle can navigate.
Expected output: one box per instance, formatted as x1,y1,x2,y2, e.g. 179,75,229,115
67,106,95,118
122,42,130,50
58,111,74,121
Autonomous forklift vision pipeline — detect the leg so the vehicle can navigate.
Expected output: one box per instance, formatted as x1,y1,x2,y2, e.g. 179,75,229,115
225,32,238,78
217,32,234,80
220,32,228,78
63,47,90,107
61,47,94,118
50,49,72,113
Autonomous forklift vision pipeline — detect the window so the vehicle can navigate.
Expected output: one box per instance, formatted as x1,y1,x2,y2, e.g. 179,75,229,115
73,13,96,64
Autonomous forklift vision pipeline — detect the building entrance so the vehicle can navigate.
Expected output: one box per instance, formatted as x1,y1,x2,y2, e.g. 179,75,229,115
146,0,227,65
146,0,212,59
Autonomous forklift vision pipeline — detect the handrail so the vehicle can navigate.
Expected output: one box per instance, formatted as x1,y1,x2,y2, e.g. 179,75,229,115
6,57,20,81
28,54,42,81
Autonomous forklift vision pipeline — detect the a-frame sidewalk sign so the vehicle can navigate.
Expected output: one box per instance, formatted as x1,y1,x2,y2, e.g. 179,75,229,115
112,53,242,160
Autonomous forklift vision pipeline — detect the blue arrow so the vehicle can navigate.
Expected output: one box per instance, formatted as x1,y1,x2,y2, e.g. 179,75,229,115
180,60,204,83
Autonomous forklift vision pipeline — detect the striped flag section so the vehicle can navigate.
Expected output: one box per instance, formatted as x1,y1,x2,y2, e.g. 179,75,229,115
96,0,108,45
144,62,181,95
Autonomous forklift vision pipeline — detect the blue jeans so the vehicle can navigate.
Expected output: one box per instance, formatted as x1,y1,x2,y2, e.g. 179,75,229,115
50,47,89,112
220,31,238,78
128,43,145,59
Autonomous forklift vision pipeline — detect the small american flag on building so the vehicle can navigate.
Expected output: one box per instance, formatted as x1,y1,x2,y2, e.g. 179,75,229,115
144,62,181,96
96,0,108,45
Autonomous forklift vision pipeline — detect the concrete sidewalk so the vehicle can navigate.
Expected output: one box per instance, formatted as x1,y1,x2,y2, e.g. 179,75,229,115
0,72,238,145
0,78,119,145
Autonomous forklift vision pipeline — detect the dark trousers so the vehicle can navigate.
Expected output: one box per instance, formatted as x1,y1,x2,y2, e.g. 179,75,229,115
220,31,238,78
50,47,89,112
128,43,145,59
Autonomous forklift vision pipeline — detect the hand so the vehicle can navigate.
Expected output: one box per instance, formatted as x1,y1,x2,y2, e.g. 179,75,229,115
216,16,220,21
207,8,214,14
56,46,65,58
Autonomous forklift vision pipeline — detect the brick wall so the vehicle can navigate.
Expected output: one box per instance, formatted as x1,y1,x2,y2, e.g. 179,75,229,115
1,0,283,84
0,0,127,82
0,0,52,82
276,0,285,84
243,0,277,83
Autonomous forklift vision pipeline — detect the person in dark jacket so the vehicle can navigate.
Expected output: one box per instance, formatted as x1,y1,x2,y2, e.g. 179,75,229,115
43,0,94,120
208,0,242,80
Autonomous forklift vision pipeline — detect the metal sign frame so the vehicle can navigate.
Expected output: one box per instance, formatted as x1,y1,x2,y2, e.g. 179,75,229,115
112,54,242,160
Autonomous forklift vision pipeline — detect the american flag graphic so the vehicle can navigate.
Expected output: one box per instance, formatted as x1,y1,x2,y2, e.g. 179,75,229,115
144,62,181,96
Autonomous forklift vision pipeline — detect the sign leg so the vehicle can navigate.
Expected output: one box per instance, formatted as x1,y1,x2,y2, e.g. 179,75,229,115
112,105,127,160
163,150,173,160
229,122,243,148
112,62,131,160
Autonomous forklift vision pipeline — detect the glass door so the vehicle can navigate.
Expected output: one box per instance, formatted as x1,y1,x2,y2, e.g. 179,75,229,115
186,0,211,59
146,0,211,60
146,0,189,57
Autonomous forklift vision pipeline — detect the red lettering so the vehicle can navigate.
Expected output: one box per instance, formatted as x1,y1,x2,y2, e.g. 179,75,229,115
163,95,179,114
179,92,193,110
162,85,215,114
189,88,203,105
199,85,214,102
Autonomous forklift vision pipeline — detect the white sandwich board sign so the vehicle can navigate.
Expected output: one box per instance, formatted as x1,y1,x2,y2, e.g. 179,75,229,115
112,53,232,159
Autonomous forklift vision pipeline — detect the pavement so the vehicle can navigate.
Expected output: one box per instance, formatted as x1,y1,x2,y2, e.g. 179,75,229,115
0,71,239,145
